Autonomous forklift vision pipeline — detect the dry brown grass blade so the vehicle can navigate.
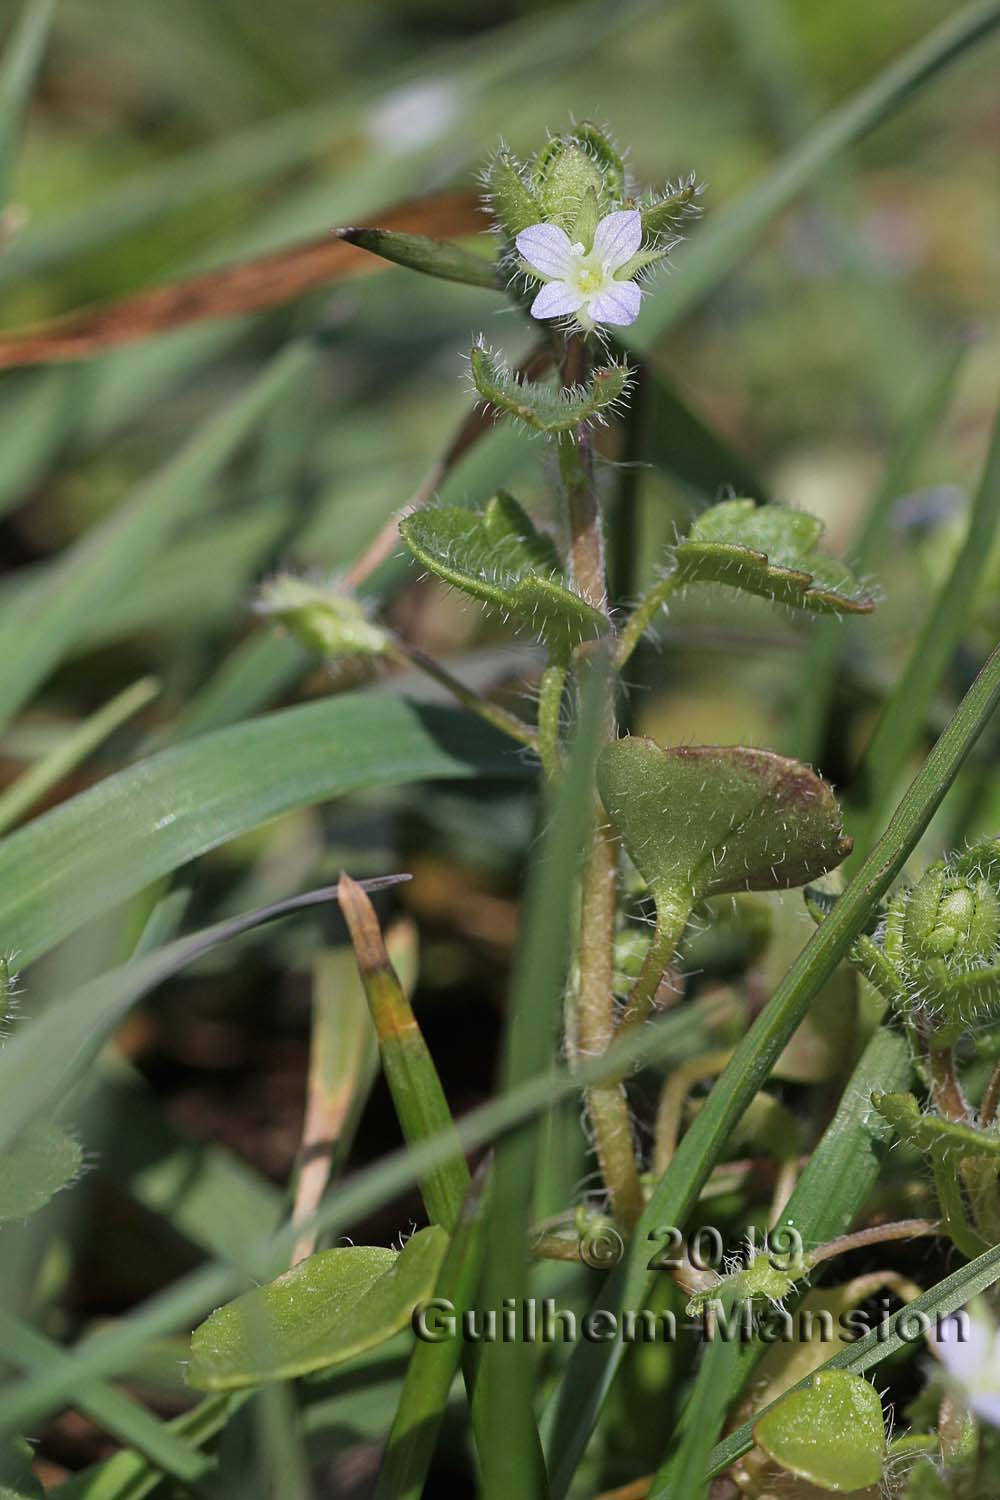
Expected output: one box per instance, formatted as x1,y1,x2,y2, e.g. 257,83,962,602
0,189,482,367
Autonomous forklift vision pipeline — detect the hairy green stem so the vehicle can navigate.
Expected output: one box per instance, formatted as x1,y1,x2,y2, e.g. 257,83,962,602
388,638,539,753
932,1144,984,1260
616,572,682,669
618,888,692,1033
537,659,567,782
557,335,643,1227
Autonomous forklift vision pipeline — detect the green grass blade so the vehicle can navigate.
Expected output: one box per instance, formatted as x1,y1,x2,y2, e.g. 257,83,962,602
630,0,1000,346
648,1026,912,1495
49,1394,244,1500
375,1167,490,1500
0,694,521,967
0,1309,211,1487
849,397,1000,849
706,1239,1000,1483
0,343,313,733
788,348,966,763
339,873,470,1230
0,0,54,208
0,677,159,835
0,998,711,1436
477,668,606,1500
545,632,1000,1496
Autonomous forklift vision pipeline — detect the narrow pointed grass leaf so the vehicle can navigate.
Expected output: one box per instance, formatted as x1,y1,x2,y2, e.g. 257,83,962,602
850,399,1000,850
336,227,500,288
188,1227,448,1391
0,0,54,208
674,500,875,614
375,1166,491,1500
339,874,470,1230
789,348,966,763
0,1309,211,1487
546,638,1000,1496
0,694,520,967
630,0,1000,346
90,1057,283,1264
477,663,607,1500
0,875,410,1160
0,342,314,733
0,677,159,835
48,1394,244,1500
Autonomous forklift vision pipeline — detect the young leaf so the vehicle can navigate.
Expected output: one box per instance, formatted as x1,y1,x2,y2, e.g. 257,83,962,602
873,1091,1000,1159
598,738,852,906
335,226,500,289
753,1370,885,1492
401,491,608,654
470,342,630,434
0,1120,82,1223
188,1227,447,1391
674,499,875,614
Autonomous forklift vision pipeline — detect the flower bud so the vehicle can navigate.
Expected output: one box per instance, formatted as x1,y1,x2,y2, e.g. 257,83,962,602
256,575,390,662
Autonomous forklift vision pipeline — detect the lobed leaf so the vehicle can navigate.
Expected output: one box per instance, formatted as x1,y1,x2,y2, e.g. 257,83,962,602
597,737,852,907
470,343,630,434
188,1226,447,1391
674,498,875,614
401,491,607,653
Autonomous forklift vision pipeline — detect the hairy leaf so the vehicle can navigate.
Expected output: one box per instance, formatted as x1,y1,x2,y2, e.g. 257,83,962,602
401,492,607,653
675,499,875,614
0,1120,82,1223
754,1370,885,1492
470,343,630,433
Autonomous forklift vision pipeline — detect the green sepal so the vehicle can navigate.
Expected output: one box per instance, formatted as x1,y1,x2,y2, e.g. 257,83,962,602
674,498,875,614
533,138,608,228
401,492,608,654
597,737,852,908
335,227,500,289
483,150,544,240
873,1090,1000,1160
573,121,626,202
640,177,701,241
188,1226,448,1390
753,1369,886,1492
470,343,631,433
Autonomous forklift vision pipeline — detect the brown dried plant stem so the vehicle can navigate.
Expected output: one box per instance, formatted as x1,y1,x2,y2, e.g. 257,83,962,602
561,334,644,1230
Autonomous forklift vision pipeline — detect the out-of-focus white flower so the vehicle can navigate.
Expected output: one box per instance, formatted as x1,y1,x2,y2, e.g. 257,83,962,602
932,1308,1000,1425
367,80,459,153
515,209,643,330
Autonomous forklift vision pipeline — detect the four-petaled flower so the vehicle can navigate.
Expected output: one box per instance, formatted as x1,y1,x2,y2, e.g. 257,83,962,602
515,209,643,330
932,1309,1000,1425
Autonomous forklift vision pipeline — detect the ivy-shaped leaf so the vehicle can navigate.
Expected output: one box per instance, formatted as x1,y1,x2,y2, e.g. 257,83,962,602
188,1225,447,1391
675,499,875,615
400,491,608,655
754,1369,886,1492
0,1120,82,1224
598,738,852,908
470,343,630,434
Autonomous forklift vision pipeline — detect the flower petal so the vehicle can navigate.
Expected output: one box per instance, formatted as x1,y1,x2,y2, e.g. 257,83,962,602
586,279,642,327
530,280,585,320
515,222,575,280
592,209,642,271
